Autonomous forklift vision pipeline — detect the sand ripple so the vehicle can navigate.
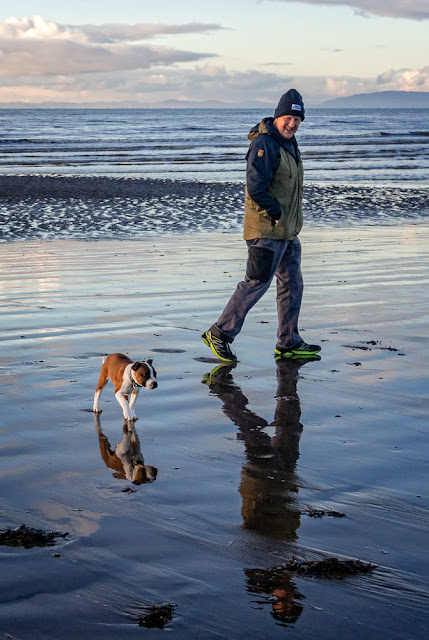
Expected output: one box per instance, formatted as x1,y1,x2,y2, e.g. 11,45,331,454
0,175,428,242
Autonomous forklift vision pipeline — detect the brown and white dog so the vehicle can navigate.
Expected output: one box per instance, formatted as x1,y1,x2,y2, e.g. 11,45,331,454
93,353,157,421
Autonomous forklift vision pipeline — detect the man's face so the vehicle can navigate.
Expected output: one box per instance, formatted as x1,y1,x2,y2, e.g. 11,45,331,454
274,115,302,140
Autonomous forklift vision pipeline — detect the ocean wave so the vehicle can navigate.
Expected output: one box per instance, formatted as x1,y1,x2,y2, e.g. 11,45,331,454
376,130,429,137
0,108,428,183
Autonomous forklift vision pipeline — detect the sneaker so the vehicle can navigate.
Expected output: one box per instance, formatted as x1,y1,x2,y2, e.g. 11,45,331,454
202,330,237,363
274,341,321,359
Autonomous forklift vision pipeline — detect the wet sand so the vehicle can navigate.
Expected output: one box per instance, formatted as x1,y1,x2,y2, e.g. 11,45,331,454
0,226,428,638
1,175,429,242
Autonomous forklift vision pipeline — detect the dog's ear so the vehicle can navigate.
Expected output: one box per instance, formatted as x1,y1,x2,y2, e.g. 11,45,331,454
146,359,153,366
131,362,142,371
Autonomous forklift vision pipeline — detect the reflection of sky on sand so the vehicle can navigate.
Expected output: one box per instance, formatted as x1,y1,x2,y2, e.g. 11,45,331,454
0,228,428,638
301,225,429,393
38,501,103,538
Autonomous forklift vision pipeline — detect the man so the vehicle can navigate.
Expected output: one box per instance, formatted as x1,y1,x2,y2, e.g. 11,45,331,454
202,88,320,363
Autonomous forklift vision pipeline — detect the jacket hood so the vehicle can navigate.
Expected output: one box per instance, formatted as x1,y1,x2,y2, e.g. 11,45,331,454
248,117,278,141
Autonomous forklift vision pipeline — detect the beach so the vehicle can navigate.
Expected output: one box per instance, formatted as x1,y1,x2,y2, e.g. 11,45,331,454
1,175,428,243
1,225,428,639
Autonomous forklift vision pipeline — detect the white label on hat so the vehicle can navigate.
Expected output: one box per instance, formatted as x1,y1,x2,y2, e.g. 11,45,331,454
292,104,302,111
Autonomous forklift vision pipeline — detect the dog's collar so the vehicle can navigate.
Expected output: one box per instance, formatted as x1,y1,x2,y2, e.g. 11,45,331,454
131,369,143,390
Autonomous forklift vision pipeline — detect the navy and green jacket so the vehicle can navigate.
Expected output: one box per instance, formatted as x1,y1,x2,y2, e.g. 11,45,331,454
243,117,304,242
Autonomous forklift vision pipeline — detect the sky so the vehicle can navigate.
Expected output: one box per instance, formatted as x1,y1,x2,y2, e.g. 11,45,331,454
0,0,428,105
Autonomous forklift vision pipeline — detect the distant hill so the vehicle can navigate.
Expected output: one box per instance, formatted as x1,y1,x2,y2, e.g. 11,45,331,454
4,92,428,110
320,91,429,108
0,99,273,110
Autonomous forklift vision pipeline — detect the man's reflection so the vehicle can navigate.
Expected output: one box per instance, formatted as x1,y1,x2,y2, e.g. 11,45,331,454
94,414,157,485
245,567,304,625
203,358,310,540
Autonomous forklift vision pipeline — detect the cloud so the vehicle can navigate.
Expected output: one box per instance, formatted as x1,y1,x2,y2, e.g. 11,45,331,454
2,62,428,105
258,62,294,67
0,39,210,77
0,15,63,39
0,15,225,41
268,0,429,20
281,75,374,102
0,17,290,103
0,15,218,77
0,16,427,105
293,66,429,101
0,63,293,104
297,66,429,102
70,23,226,44
376,66,429,91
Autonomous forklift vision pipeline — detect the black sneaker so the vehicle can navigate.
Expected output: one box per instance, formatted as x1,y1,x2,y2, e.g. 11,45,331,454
202,330,237,363
274,341,321,359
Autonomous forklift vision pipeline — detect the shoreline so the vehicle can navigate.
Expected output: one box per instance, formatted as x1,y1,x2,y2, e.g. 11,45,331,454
1,173,428,197
1,175,428,243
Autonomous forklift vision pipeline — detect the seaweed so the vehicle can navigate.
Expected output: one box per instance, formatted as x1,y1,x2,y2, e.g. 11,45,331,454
138,603,176,629
286,557,376,578
307,509,346,518
0,524,69,549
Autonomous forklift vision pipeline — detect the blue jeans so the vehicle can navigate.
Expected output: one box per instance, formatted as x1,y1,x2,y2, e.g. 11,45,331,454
210,237,304,350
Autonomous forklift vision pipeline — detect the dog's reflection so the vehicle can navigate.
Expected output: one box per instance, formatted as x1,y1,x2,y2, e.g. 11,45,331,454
202,358,315,540
94,414,157,485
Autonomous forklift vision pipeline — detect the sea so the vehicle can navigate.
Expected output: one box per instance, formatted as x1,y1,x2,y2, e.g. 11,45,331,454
1,107,429,182
0,107,428,240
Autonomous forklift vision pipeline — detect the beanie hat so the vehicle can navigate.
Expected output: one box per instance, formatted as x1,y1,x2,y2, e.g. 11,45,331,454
274,88,305,121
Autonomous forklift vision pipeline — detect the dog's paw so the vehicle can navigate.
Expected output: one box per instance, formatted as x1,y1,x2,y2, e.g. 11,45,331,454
92,408,103,414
